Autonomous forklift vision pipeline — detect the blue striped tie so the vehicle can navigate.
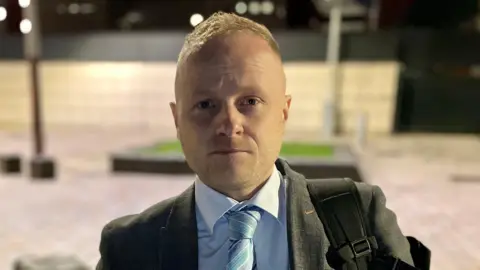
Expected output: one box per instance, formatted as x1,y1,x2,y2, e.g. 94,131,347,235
225,205,263,270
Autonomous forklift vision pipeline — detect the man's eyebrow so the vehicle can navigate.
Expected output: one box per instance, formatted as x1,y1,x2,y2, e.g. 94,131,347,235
191,85,264,97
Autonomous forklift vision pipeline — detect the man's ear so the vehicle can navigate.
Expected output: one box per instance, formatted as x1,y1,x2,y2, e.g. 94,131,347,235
169,102,178,128
170,102,181,140
283,95,292,121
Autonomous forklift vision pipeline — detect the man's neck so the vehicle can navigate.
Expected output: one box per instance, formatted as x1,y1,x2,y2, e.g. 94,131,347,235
207,167,275,202
225,179,269,202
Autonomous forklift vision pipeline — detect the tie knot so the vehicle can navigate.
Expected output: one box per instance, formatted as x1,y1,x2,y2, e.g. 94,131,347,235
226,206,263,240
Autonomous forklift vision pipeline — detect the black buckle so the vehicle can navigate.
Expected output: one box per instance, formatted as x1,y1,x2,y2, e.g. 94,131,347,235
351,238,372,258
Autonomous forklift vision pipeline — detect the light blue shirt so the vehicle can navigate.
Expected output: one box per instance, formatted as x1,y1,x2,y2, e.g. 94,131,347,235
195,166,289,270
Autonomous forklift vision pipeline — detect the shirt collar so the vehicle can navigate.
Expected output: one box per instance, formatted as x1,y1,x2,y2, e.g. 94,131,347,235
195,165,282,234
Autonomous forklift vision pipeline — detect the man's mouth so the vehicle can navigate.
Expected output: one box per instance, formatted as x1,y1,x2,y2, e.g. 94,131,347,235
209,149,247,155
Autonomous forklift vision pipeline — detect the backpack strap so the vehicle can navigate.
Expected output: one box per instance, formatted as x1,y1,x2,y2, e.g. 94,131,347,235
307,178,378,270
406,237,431,270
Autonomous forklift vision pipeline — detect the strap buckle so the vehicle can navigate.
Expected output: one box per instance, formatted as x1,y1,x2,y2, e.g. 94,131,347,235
336,237,374,262
350,237,372,258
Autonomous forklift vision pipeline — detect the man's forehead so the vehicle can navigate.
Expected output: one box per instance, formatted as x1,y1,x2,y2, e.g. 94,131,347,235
174,32,285,100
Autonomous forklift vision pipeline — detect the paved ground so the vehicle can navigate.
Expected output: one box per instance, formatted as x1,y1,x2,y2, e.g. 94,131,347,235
1,128,479,270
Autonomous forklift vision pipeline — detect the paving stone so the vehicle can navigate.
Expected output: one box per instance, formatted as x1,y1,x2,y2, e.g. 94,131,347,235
1,130,479,270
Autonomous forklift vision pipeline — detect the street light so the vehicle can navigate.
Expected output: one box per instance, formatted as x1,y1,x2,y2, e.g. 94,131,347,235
0,3,21,175
19,19,32,33
18,0,30,8
235,2,247,15
248,1,261,15
0,6,7,21
312,0,343,139
22,0,56,179
189,13,203,27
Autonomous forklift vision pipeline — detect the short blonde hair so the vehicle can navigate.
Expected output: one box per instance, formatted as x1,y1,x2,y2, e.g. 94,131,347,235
177,12,280,65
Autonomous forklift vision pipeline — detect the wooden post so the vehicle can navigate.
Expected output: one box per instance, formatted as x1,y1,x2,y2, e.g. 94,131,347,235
22,0,55,179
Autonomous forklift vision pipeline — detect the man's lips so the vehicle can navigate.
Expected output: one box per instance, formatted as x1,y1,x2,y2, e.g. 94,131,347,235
209,149,248,155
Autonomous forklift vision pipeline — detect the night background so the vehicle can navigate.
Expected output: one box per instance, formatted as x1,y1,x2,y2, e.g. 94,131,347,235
0,0,479,269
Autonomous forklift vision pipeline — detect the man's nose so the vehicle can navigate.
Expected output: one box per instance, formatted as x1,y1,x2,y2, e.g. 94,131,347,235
215,104,244,137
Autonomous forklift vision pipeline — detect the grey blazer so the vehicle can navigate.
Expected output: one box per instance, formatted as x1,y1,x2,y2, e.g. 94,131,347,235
96,159,413,270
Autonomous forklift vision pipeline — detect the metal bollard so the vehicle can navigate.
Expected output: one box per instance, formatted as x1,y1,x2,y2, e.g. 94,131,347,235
0,154,22,174
355,112,368,149
323,100,336,139
13,254,91,270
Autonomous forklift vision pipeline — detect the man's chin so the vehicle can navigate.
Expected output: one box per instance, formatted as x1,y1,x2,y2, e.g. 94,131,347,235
208,165,252,182
207,152,251,165
201,155,257,182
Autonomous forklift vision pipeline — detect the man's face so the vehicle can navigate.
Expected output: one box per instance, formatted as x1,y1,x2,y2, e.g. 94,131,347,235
171,32,291,192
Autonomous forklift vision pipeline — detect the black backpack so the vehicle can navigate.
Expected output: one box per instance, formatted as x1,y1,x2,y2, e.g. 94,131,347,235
307,178,431,270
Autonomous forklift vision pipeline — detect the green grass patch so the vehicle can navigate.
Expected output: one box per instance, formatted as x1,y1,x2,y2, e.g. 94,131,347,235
140,141,334,157
280,142,334,157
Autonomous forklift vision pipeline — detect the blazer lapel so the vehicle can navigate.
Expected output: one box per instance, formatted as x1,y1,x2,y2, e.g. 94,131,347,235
160,185,198,270
276,159,330,270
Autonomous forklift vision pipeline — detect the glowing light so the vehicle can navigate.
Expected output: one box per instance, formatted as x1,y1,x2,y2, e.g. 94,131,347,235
235,2,248,15
80,3,96,14
248,1,261,15
18,0,30,8
0,7,7,21
190,13,204,27
68,3,80,14
262,1,275,15
20,19,32,34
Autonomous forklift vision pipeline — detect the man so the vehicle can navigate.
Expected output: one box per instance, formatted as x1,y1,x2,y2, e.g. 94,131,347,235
96,12,413,270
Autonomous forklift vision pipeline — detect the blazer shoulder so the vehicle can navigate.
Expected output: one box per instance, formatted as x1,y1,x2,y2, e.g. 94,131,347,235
352,181,414,265
352,181,378,210
101,195,177,238
96,195,183,269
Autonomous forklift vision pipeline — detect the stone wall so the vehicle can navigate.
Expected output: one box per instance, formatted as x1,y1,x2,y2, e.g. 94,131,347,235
0,61,399,138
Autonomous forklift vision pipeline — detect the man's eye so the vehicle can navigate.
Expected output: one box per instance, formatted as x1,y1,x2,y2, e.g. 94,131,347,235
196,100,214,109
241,98,259,106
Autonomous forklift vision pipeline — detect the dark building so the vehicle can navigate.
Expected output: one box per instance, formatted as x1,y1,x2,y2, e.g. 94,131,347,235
3,0,109,34
104,0,286,30
39,0,108,33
